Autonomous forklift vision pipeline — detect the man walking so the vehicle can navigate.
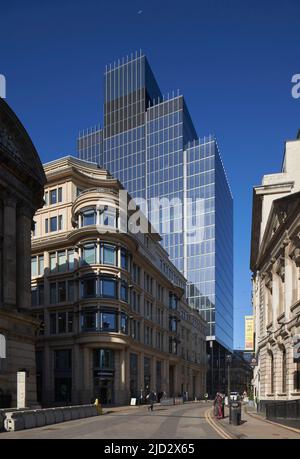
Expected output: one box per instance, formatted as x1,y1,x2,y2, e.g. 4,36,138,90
147,391,156,412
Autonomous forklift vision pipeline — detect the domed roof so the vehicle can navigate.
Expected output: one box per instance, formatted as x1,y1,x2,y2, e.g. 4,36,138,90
0,98,46,189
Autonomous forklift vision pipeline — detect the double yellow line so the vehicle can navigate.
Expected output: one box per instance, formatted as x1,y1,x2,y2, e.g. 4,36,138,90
205,407,235,440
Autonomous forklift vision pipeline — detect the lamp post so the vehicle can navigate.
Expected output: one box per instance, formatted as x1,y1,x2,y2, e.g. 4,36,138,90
226,354,232,400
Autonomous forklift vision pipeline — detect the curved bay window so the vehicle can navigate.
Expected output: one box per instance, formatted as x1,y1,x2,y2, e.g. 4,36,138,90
169,316,178,333
169,293,178,310
81,208,97,227
101,277,117,298
102,243,117,265
100,207,117,228
82,243,97,265
121,248,129,270
169,337,178,355
80,310,129,334
80,276,118,299
81,310,117,332
101,311,117,331
80,241,129,269
121,281,129,302
120,313,129,334
81,276,97,298
81,309,97,331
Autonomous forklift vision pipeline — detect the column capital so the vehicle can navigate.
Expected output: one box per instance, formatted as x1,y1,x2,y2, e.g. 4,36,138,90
17,202,34,220
4,191,18,208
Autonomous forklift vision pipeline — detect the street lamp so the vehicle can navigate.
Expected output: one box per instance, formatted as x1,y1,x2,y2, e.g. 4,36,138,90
225,354,232,400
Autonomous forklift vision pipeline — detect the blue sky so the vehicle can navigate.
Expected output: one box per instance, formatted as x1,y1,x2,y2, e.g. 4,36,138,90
1,0,300,348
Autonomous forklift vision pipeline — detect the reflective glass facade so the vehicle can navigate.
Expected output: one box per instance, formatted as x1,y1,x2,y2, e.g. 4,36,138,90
77,52,233,351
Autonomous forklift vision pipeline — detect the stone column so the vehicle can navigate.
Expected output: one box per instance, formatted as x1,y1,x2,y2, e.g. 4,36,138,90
43,345,51,405
174,364,180,396
125,349,130,394
119,349,126,393
138,351,144,394
73,344,80,404
3,195,17,307
285,254,293,321
16,204,33,310
83,347,92,403
151,355,157,392
271,262,279,327
162,359,169,395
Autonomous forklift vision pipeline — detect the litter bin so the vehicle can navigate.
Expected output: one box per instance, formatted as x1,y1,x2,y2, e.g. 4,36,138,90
230,401,241,425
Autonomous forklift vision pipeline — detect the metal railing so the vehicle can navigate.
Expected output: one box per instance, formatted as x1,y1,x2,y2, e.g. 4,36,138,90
266,399,300,420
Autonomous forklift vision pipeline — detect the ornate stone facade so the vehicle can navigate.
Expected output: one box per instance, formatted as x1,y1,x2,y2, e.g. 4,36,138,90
0,99,46,407
250,133,300,405
31,156,207,406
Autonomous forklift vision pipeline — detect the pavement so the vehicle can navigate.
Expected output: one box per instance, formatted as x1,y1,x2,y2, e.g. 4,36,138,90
1,401,300,439
215,405,300,440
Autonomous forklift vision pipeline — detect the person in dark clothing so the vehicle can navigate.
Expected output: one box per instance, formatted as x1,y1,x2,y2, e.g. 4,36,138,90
147,391,156,411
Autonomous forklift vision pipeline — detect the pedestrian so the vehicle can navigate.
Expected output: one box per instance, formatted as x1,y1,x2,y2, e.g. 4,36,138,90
213,393,218,416
147,391,156,412
221,393,225,419
215,392,223,419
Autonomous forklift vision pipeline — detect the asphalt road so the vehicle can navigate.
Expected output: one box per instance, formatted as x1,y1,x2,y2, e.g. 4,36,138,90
0,403,223,439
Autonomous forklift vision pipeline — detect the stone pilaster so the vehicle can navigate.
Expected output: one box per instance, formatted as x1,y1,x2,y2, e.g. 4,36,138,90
3,195,17,307
284,245,293,320
16,204,33,310
151,355,157,392
138,351,144,392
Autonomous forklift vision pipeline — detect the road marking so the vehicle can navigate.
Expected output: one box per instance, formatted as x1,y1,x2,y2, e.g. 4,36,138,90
204,408,235,439
246,408,300,436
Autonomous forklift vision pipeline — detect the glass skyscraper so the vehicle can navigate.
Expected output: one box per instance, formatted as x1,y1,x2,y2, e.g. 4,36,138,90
77,52,233,393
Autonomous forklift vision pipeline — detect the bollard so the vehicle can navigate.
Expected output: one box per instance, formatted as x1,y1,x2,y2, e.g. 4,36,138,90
94,398,102,415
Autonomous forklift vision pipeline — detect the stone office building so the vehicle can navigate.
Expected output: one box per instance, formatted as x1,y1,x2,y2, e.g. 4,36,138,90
31,156,207,406
250,132,300,407
0,99,46,407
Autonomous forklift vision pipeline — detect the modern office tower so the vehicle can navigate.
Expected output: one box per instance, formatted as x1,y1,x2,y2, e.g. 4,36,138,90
77,52,233,395
31,156,207,406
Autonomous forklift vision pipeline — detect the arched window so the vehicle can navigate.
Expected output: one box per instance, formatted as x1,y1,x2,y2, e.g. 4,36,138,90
81,208,97,227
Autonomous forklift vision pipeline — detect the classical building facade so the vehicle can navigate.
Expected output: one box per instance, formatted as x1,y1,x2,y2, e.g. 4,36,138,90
0,99,46,407
31,156,207,406
250,132,300,407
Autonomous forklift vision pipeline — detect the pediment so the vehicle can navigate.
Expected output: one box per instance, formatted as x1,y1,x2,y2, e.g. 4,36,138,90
259,192,300,263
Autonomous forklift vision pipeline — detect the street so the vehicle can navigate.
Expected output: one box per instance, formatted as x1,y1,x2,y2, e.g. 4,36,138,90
1,402,300,439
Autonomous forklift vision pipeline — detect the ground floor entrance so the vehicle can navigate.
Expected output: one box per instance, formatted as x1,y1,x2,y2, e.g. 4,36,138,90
94,372,114,405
